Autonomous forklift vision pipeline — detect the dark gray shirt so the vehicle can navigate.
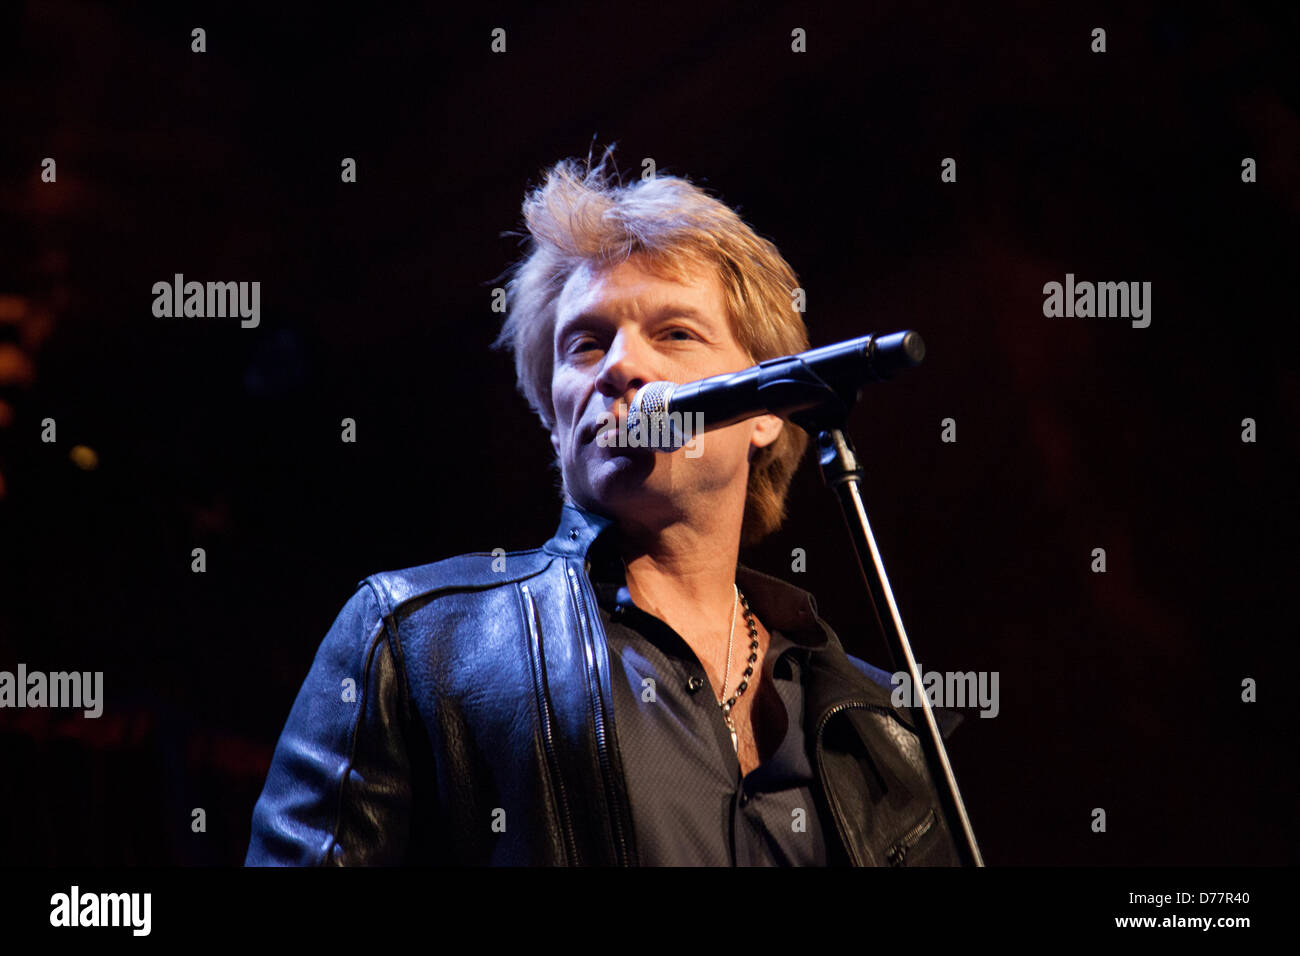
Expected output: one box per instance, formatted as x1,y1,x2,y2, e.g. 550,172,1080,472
590,556,833,866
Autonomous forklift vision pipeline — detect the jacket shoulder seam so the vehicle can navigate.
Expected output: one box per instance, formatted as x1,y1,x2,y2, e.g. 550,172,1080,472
363,548,552,612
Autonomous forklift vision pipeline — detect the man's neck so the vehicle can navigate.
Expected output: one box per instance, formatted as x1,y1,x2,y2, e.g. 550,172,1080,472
596,490,777,772
606,493,748,649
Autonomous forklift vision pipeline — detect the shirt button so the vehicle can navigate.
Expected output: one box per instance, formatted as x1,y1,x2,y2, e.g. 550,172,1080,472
739,792,751,807
685,675,705,694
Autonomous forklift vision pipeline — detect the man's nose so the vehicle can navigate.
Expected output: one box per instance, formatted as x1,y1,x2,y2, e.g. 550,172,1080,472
595,328,653,402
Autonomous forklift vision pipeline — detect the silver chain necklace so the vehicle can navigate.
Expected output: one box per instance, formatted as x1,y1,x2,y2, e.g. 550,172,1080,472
620,559,759,753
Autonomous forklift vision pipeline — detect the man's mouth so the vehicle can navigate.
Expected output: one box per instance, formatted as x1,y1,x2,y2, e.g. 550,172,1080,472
583,409,628,444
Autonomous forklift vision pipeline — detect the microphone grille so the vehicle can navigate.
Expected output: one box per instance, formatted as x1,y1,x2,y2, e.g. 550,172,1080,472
627,381,678,449
636,381,673,419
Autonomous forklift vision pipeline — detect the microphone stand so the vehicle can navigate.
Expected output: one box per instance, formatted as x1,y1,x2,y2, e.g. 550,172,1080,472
785,331,984,867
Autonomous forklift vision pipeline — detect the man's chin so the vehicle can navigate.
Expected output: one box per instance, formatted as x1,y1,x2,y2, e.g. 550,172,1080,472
571,460,684,517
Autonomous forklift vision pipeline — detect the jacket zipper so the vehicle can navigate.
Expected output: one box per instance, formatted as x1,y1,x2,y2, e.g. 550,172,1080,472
567,563,632,866
886,808,936,866
520,583,581,865
814,699,900,867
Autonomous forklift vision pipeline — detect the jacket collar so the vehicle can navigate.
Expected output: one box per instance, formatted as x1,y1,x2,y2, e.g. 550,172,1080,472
542,501,617,560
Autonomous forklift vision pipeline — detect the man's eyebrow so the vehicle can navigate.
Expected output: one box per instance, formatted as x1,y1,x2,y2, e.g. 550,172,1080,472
651,305,712,325
559,305,715,333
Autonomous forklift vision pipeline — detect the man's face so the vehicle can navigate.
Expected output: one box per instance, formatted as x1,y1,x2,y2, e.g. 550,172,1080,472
549,253,783,529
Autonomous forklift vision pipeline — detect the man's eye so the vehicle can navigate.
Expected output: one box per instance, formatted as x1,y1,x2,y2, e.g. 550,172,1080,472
664,328,696,341
572,337,601,353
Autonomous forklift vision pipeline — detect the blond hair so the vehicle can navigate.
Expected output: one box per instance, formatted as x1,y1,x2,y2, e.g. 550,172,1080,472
493,146,810,545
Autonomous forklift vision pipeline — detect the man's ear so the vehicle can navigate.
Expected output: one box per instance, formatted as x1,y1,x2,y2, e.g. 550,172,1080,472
749,413,784,451
549,420,561,458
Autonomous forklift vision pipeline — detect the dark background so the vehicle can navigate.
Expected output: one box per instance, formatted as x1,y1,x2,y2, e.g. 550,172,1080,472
0,2,1296,866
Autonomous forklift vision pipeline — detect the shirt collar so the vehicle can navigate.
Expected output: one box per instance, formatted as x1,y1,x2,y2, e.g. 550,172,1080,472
544,502,902,721
576,516,830,658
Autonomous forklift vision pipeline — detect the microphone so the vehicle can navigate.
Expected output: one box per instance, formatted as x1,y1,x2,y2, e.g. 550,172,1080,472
624,330,924,450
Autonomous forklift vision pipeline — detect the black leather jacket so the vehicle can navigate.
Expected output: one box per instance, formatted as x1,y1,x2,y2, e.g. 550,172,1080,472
245,502,964,866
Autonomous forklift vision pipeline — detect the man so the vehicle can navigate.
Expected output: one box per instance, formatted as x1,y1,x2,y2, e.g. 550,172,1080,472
245,148,963,866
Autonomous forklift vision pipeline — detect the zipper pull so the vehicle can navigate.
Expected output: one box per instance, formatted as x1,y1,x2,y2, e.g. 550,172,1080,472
886,809,936,866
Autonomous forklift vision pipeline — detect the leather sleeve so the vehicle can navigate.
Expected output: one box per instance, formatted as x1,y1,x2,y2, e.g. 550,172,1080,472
244,582,415,865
